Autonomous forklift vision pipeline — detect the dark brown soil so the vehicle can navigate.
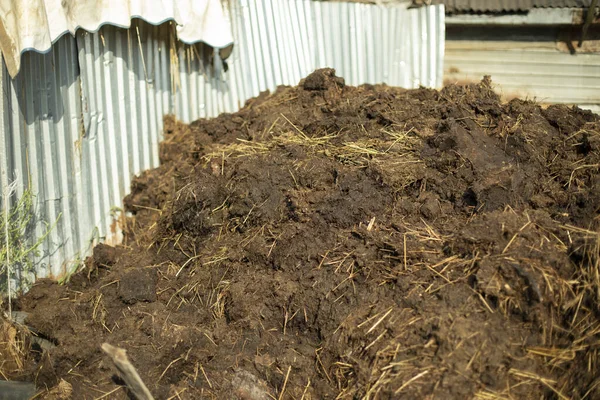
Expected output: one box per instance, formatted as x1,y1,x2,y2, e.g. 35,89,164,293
6,69,600,399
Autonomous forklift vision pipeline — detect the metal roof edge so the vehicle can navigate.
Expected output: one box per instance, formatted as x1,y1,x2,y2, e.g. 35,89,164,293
418,0,596,13
446,7,590,24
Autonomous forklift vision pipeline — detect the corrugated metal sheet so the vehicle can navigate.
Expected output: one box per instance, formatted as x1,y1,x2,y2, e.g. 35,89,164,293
445,43,600,105
425,0,592,13
444,8,580,24
0,0,445,290
175,0,445,121
0,34,83,283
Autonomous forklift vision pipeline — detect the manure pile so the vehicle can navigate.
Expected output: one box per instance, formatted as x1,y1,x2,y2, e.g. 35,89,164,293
5,69,600,399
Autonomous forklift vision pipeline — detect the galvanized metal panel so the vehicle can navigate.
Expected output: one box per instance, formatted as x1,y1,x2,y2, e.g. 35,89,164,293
76,21,175,248
1,34,83,284
445,44,600,105
446,8,580,25
216,0,445,102
1,1,445,290
426,0,592,13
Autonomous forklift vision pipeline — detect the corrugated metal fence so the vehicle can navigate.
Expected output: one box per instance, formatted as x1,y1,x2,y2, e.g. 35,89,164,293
0,0,444,290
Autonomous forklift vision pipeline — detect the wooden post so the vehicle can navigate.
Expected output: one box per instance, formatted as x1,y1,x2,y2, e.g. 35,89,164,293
101,343,155,400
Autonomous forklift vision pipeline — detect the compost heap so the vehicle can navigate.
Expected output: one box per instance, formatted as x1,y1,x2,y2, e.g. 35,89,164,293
6,69,600,399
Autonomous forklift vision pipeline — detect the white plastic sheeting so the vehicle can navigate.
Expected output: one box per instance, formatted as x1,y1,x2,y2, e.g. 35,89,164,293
0,0,233,77
0,0,445,287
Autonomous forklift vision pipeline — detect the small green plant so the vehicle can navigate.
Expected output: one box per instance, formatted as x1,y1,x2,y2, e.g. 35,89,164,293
57,255,83,286
1,188,59,298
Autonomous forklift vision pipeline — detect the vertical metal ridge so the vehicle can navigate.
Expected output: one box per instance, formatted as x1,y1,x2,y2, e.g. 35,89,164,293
145,25,160,168
115,26,132,198
50,38,71,276
0,56,9,285
437,4,446,89
189,47,200,122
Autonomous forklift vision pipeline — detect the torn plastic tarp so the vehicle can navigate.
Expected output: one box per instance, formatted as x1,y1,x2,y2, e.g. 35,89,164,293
0,0,234,77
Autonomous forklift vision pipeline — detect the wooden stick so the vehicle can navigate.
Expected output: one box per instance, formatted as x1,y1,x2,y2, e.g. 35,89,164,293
101,343,155,400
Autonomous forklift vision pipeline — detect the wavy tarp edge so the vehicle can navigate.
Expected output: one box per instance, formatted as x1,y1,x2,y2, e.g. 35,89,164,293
0,0,234,78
